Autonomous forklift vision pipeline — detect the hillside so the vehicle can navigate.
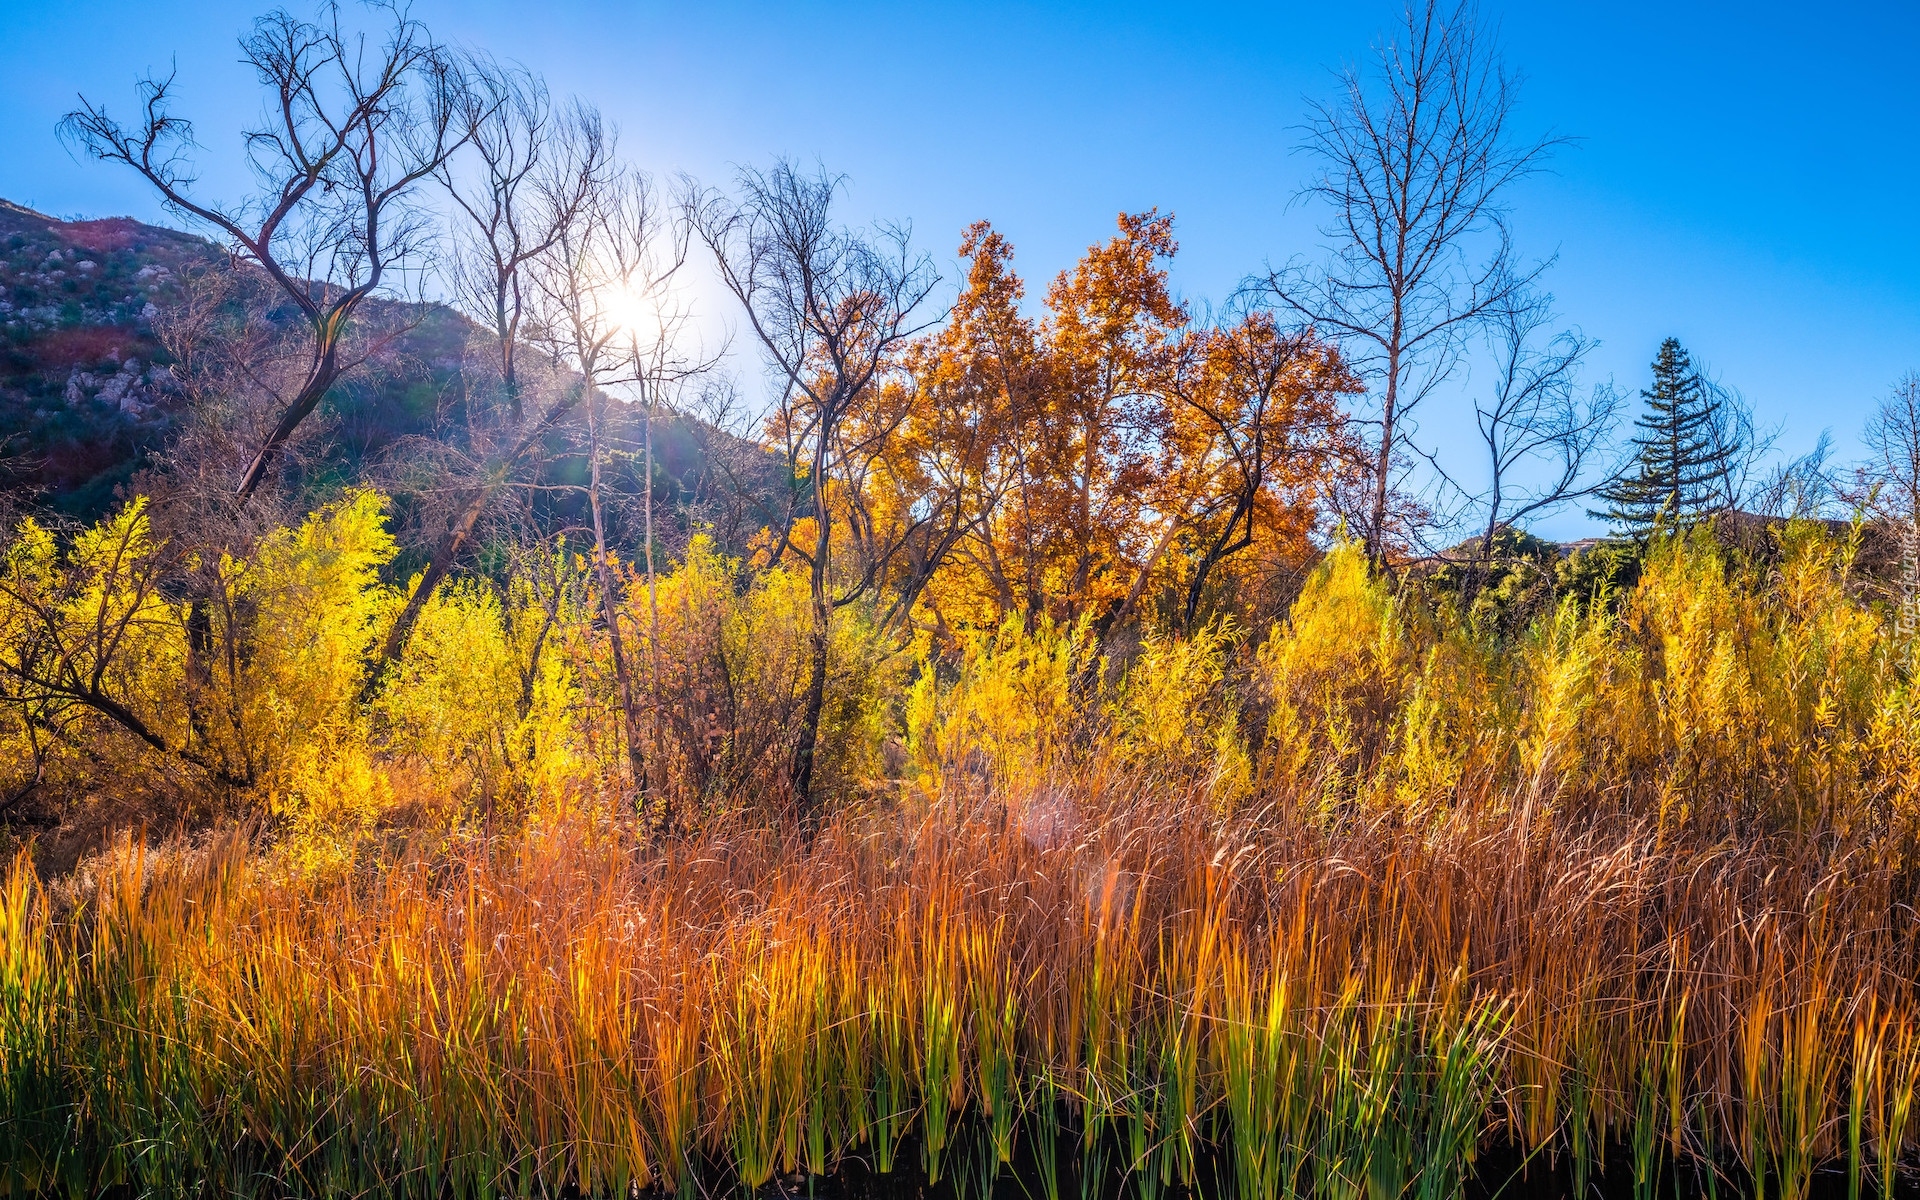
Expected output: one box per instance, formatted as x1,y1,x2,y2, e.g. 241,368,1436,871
0,198,217,515
0,199,782,551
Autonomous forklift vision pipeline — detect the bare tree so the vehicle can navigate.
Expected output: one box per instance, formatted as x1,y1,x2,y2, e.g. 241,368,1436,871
1861,373,1920,527
520,162,691,807
61,1,468,501
1262,0,1557,565
370,100,614,678
1471,292,1617,565
689,161,939,819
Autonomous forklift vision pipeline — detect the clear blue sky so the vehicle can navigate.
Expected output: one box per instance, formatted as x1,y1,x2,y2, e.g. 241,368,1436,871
3,0,1916,535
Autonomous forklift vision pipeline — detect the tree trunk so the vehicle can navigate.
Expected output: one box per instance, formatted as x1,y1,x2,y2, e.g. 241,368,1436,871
362,493,489,701
497,293,522,423
235,327,344,500
642,390,669,834
588,397,647,800
1469,465,1505,606
790,614,830,828
1366,339,1402,568
788,422,834,826
1183,489,1257,630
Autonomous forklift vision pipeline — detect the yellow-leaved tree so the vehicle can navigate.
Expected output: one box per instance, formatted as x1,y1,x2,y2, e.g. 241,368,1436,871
0,491,407,855
0,498,199,810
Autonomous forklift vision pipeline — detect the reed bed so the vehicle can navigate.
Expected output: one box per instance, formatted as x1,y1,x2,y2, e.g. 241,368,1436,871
3,787,1917,1200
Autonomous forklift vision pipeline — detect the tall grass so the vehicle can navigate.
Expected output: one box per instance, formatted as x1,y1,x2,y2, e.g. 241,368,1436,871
3,785,1916,1199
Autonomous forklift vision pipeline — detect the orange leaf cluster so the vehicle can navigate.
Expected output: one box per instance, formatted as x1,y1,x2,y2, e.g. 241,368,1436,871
840,212,1360,637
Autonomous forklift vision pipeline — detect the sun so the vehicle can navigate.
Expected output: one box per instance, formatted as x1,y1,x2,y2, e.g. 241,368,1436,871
603,283,658,343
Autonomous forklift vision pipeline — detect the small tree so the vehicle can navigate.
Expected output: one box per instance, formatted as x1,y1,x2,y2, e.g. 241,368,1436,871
1591,337,1739,536
690,161,938,819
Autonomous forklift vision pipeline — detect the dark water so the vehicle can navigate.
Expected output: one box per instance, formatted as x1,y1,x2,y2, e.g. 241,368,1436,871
668,1131,1920,1200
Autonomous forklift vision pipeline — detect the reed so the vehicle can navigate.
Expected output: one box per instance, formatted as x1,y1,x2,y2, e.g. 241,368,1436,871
2,777,1915,1200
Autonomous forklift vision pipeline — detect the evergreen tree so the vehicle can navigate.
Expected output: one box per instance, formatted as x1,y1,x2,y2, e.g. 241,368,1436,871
1591,338,1736,535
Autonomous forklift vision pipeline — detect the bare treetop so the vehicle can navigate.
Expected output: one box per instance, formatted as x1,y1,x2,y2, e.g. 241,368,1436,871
61,0,469,499
442,63,612,418
1263,0,1561,563
1861,373,1920,527
691,162,940,440
1471,290,1618,550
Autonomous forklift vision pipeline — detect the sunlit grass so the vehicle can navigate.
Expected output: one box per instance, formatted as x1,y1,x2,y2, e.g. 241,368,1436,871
3,783,1915,1199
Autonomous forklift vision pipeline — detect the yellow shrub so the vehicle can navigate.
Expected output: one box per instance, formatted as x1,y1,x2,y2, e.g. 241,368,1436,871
224,489,399,791
1111,619,1257,806
1595,524,1890,830
595,538,904,816
1256,541,1418,800
375,579,521,810
1114,619,1232,764
506,560,596,814
269,730,396,877
1387,628,1503,812
1516,595,1609,792
0,499,193,804
728,564,901,804
905,614,1095,796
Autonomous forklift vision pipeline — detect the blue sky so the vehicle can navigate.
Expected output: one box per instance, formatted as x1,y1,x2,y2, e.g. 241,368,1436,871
3,0,1916,535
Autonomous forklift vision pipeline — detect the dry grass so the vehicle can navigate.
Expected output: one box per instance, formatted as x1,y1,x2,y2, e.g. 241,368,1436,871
4,781,1916,1200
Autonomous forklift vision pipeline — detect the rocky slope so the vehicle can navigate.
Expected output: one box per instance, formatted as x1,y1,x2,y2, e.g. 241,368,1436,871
0,199,218,515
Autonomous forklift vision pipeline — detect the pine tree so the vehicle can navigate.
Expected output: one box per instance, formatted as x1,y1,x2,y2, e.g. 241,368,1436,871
1591,338,1736,536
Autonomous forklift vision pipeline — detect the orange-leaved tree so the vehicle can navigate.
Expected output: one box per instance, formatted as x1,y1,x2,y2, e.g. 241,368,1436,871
1159,308,1360,629
892,213,1354,642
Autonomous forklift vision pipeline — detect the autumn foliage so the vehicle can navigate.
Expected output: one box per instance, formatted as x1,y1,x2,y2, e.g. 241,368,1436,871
2,214,1919,1200
882,215,1357,637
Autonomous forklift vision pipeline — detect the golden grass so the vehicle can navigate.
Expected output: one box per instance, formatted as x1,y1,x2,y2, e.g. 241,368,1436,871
3,783,1916,1199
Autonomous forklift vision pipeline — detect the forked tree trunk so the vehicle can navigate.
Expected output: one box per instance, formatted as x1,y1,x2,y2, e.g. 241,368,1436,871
788,422,834,826
587,398,647,799
235,318,348,500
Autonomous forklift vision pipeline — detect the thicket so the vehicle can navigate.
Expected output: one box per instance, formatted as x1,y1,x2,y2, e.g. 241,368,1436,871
3,497,1920,1197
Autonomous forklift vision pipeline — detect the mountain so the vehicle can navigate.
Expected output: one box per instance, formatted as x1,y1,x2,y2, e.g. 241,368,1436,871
0,199,784,556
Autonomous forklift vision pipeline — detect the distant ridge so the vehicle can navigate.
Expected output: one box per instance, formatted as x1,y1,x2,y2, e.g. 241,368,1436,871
0,198,225,515
0,198,54,222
